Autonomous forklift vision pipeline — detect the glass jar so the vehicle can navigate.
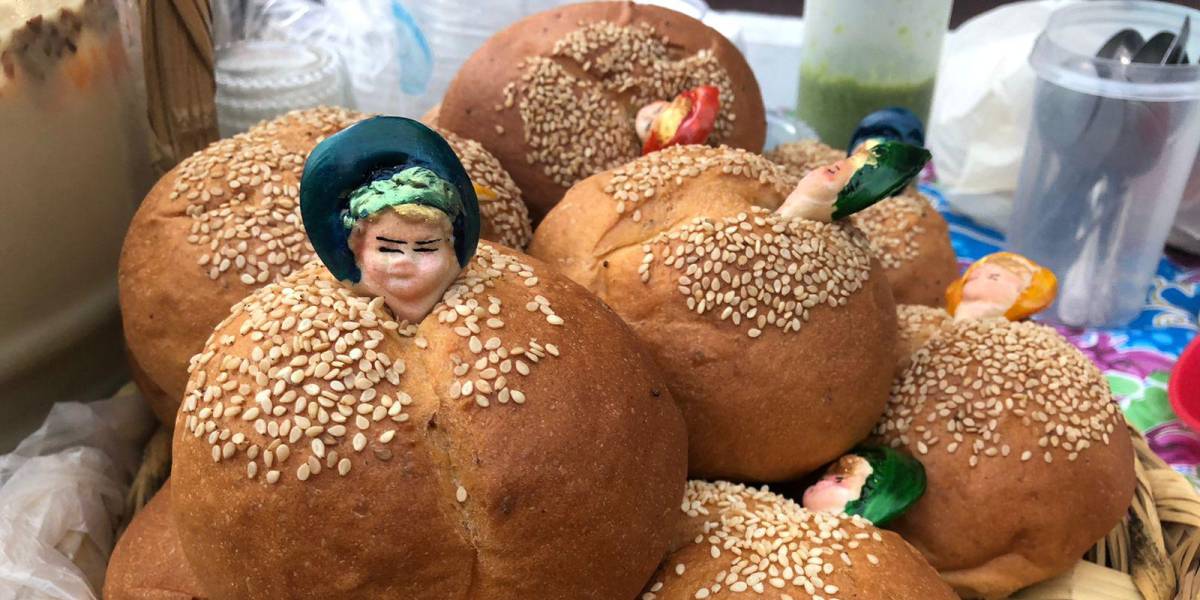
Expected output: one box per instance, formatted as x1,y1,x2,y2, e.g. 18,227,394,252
796,0,951,148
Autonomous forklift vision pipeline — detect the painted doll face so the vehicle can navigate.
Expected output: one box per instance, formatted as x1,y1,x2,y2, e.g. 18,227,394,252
802,454,873,514
777,157,857,221
956,262,1028,320
351,209,459,324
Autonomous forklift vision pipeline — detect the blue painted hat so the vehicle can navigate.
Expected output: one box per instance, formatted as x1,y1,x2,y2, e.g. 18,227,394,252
299,116,480,283
846,107,926,154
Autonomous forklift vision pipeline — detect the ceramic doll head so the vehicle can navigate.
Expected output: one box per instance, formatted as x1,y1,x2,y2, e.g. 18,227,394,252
300,117,480,324
802,453,873,513
801,446,926,526
636,86,720,154
946,252,1057,321
776,139,930,223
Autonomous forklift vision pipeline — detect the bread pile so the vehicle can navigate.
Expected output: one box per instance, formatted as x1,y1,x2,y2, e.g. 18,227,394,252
105,3,1140,598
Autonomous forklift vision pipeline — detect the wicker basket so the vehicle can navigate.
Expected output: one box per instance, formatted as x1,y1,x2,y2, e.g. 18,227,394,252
1015,424,1200,600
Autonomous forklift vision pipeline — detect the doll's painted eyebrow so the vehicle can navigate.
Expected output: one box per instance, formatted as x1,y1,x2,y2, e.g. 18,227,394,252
415,238,442,245
376,236,407,244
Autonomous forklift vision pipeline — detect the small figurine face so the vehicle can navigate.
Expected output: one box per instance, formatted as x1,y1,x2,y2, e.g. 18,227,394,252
635,101,669,143
351,208,460,324
948,252,1056,321
777,157,857,222
802,454,873,514
957,263,1027,319
638,86,720,154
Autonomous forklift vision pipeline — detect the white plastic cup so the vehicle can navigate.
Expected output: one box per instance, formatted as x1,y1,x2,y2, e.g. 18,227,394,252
1007,0,1200,328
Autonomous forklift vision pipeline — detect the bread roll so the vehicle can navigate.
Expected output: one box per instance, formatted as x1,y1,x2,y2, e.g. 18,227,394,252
641,480,958,599
438,1,765,220
104,481,206,600
875,319,1136,598
170,243,688,599
434,127,532,250
530,145,896,481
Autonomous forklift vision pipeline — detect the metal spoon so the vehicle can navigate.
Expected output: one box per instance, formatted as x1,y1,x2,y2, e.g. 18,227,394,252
1133,17,1190,65
1097,28,1144,64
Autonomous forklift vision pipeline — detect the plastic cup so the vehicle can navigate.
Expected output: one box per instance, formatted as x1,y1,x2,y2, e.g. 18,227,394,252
1007,0,1200,328
215,40,350,137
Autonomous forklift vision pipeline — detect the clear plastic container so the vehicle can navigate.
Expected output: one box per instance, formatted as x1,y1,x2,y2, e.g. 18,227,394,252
1006,0,1200,328
215,40,350,137
796,0,951,147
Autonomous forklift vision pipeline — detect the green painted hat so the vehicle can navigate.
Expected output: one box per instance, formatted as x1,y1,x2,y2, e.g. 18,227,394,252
842,445,926,526
300,116,480,283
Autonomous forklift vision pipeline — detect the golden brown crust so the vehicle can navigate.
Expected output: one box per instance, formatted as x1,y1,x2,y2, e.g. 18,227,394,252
122,108,534,424
851,190,959,307
120,107,366,424
874,319,1136,598
439,1,765,220
435,127,532,249
641,481,958,600
530,145,896,481
170,243,687,599
104,482,206,600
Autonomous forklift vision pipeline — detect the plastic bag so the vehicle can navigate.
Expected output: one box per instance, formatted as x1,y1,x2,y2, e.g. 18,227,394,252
927,0,1076,231
0,389,155,600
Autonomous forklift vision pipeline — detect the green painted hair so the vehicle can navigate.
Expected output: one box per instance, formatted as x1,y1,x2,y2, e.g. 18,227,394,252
342,166,464,231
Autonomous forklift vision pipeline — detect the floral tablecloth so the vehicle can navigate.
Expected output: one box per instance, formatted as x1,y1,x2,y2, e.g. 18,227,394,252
926,185,1200,486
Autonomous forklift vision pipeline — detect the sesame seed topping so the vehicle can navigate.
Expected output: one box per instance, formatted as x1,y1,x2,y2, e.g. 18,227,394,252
664,481,890,599
850,189,936,270
171,107,364,287
179,243,568,484
456,485,468,503
505,21,740,190
434,127,532,249
876,319,1122,467
640,206,873,337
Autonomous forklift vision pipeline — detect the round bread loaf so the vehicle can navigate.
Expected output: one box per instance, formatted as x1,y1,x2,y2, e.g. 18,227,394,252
768,140,958,307
104,481,206,600
170,243,688,600
438,1,765,220
874,319,1135,598
850,190,959,307
641,480,958,600
121,108,532,424
529,144,896,481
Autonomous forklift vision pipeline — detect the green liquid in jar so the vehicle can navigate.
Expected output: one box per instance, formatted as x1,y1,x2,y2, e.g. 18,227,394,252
796,67,935,149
